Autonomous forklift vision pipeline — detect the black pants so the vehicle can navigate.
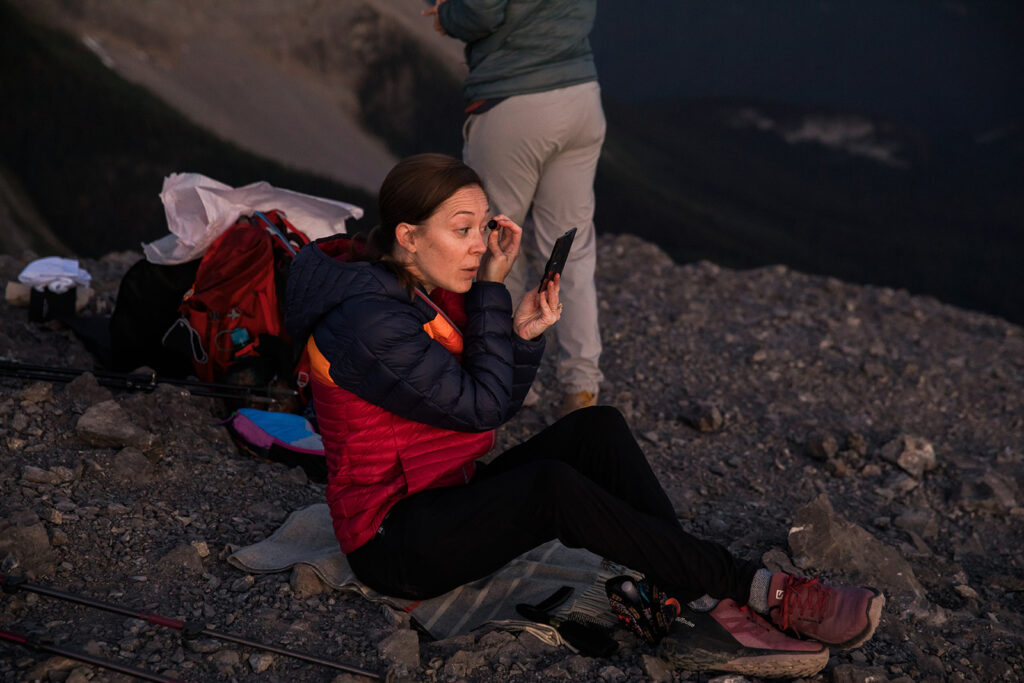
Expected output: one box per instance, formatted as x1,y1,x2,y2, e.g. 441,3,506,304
346,406,759,603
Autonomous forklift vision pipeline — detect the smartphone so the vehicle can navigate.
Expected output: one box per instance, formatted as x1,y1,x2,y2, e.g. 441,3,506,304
538,228,577,293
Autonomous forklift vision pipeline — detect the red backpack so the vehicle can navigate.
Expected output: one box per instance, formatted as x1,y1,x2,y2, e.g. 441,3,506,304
168,210,310,401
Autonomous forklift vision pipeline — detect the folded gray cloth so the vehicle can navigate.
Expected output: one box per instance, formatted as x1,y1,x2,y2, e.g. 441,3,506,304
228,504,621,644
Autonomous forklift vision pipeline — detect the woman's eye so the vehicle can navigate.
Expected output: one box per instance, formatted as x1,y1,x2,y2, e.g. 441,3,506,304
456,227,471,235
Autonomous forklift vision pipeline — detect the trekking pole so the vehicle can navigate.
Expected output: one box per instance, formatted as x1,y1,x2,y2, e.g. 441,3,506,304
0,360,294,404
0,628,182,682
0,575,381,679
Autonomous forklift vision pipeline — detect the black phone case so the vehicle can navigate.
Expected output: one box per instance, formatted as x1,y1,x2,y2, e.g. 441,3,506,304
539,228,577,292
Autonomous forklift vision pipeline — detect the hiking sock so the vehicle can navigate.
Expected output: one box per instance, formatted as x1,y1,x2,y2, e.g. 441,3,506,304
746,568,774,614
687,594,719,612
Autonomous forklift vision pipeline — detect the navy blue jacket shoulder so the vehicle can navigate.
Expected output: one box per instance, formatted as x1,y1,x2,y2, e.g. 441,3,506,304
285,235,545,432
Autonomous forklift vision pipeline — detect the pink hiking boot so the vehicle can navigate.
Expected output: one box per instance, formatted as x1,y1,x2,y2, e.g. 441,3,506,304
767,573,885,649
659,599,829,678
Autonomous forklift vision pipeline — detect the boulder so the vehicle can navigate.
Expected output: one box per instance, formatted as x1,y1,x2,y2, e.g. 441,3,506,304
788,493,927,604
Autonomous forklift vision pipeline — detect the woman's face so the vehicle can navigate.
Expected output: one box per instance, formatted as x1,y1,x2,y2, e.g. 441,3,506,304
400,184,490,294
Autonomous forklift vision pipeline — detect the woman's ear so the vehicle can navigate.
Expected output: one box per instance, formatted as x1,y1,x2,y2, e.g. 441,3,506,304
394,222,418,253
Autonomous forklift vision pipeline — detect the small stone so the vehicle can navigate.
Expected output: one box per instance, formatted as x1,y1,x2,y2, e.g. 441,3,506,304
76,400,155,449
641,654,673,682
187,638,222,654
211,649,240,673
831,663,890,683
111,447,156,485
378,629,420,672
65,372,114,407
517,630,555,655
249,653,274,673
18,381,53,404
381,605,411,629
231,575,255,592
22,465,60,485
291,564,325,598
443,650,486,678
279,466,309,486
191,540,210,558
680,402,724,433
65,667,92,683
880,435,936,478
26,656,78,681
159,544,204,575
40,508,62,525
954,584,979,600
806,431,839,461
598,664,626,681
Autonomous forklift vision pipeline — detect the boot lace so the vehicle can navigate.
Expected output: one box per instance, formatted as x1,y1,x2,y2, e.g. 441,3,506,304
780,576,829,632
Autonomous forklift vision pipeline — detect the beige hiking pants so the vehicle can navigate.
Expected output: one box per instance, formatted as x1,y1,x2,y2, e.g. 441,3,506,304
463,81,605,394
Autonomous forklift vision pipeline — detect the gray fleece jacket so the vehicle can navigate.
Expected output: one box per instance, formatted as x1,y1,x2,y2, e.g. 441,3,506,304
438,0,598,102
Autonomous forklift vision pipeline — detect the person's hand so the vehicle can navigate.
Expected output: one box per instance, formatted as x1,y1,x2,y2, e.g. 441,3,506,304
513,274,562,340
478,215,522,285
422,0,448,35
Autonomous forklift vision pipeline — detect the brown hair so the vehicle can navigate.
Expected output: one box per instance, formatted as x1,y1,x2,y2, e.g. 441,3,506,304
355,154,483,294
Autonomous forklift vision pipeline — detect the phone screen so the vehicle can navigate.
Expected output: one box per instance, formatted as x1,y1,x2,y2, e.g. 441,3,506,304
538,228,577,292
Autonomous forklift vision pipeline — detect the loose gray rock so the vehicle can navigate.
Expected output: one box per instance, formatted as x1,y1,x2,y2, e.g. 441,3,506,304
248,653,274,673
806,430,839,461
64,371,114,408
75,399,155,449
880,435,937,478
831,663,891,683
25,656,78,681
159,543,204,575
0,509,56,578
598,664,627,681
948,471,1019,514
110,446,157,485
291,563,326,598
18,381,53,404
443,649,487,678
680,402,725,433
378,628,420,672
641,653,673,682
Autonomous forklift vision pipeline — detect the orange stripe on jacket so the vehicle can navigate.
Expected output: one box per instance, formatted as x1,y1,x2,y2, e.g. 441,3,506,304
422,313,463,357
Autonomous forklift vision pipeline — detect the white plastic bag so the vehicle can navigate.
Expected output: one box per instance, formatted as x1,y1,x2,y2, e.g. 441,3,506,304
143,173,364,264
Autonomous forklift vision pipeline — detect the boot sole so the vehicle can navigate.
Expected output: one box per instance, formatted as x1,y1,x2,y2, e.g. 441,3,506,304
663,647,830,679
660,631,829,679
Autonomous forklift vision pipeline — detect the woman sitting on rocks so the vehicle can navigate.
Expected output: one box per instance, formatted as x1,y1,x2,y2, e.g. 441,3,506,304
284,153,884,678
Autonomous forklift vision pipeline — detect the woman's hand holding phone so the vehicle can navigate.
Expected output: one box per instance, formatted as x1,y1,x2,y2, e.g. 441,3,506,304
514,274,561,341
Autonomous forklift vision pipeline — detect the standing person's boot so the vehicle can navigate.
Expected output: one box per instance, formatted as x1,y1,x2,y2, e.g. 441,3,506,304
659,599,830,679
765,573,885,649
559,390,597,417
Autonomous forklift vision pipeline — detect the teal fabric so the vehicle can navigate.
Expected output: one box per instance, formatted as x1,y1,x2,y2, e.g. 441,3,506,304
438,0,598,102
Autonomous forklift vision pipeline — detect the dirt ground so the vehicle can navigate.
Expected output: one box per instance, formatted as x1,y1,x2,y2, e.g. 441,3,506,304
1,236,1022,681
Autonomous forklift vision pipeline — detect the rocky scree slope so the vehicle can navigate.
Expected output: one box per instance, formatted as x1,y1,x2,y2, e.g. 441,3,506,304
0,236,1022,682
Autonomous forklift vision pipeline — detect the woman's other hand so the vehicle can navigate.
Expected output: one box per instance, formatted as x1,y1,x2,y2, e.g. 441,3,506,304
513,274,561,340
478,215,522,285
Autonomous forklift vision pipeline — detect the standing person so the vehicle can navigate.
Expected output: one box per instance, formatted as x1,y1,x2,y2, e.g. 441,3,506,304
285,154,884,679
424,0,605,415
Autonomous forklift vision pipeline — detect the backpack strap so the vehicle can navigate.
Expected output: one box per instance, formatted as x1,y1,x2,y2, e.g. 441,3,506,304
252,211,299,256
